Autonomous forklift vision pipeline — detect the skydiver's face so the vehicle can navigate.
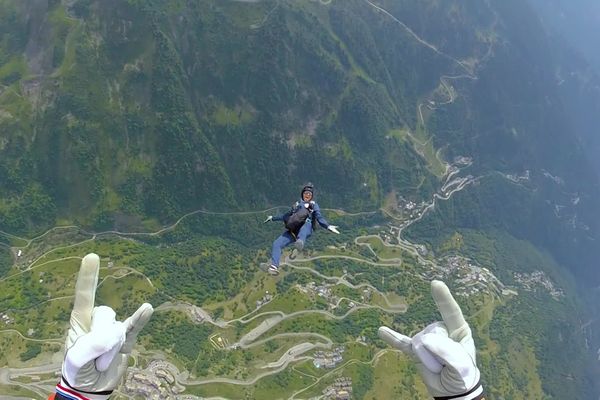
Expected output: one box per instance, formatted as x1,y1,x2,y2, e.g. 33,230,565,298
302,191,313,202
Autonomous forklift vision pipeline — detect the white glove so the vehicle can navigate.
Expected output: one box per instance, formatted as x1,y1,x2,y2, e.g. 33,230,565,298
55,253,154,399
264,215,273,223
327,225,340,234
378,280,483,400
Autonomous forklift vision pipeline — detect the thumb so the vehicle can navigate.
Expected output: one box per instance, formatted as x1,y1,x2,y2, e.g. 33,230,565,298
121,303,154,353
378,326,413,354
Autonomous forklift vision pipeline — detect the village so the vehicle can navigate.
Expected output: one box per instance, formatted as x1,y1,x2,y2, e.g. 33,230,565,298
296,282,343,310
513,270,564,299
123,360,186,399
421,255,505,297
313,346,345,369
322,377,353,400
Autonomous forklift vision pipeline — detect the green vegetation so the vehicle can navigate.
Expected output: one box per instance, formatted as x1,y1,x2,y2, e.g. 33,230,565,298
0,0,599,398
1,0,447,237
19,342,42,362
355,235,404,260
0,246,12,277
412,226,595,399
141,312,213,372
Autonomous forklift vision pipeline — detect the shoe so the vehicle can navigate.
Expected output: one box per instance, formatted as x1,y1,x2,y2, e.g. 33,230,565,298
295,240,304,251
259,262,271,271
289,249,297,260
268,265,279,275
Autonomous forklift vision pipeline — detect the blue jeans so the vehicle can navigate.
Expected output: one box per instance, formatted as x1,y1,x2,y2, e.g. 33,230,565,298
270,221,313,266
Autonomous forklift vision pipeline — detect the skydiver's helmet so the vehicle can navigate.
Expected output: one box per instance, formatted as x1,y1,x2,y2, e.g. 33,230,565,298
301,183,314,201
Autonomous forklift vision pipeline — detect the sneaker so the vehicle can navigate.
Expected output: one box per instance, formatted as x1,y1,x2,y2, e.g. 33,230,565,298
289,248,297,260
268,265,279,275
259,262,271,271
295,239,304,251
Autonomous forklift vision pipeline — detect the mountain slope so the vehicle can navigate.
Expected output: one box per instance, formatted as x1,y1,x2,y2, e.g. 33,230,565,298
0,1,600,397
2,1,597,279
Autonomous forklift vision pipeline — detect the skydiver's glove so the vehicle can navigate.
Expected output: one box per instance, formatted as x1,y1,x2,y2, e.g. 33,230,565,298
264,215,273,223
378,280,484,400
327,225,340,234
54,253,153,400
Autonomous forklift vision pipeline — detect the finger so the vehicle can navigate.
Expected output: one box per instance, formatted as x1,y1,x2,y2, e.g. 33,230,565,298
70,253,100,333
65,328,125,370
431,280,468,339
121,303,154,353
421,333,474,375
412,333,443,373
421,321,448,336
378,326,413,354
90,306,116,332
90,305,122,371
96,321,126,371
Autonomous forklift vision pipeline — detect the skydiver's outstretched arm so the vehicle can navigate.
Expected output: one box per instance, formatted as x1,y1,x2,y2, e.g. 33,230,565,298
312,202,340,233
266,203,296,223
312,202,330,229
272,209,292,222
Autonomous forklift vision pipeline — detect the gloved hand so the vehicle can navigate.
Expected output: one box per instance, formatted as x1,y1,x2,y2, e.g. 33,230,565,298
54,253,154,400
378,280,484,400
263,215,273,223
327,225,340,234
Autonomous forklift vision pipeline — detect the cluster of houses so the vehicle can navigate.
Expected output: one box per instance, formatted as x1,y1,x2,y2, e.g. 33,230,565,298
514,270,564,299
313,346,345,369
124,360,184,399
322,377,353,400
0,312,13,325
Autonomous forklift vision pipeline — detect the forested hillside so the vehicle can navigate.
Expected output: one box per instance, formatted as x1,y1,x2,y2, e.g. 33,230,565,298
2,1,600,398
1,0,598,284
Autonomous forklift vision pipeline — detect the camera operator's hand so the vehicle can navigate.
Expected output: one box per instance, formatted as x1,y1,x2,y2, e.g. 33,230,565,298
379,280,484,400
52,253,153,400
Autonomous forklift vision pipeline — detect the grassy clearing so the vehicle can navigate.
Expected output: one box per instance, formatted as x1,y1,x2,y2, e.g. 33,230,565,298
253,366,315,399
356,235,404,260
257,288,313,315
96,271,157,315
212,103,254,126
203,272,277,320
388,128,446,178
363,351,429,399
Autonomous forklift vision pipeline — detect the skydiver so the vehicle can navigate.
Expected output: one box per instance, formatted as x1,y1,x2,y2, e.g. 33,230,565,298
263,182,340,275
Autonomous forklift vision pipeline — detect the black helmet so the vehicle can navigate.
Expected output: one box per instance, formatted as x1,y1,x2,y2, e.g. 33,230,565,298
301,182,314,198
